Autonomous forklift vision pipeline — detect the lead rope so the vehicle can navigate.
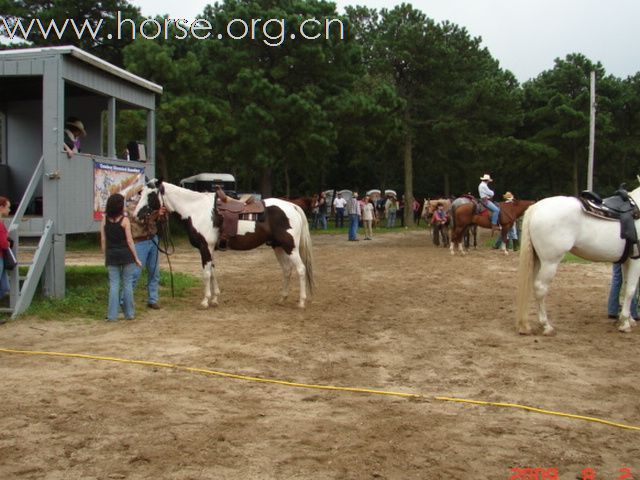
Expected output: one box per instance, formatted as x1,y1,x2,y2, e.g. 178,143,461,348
154,217,176,298
153,191,176,298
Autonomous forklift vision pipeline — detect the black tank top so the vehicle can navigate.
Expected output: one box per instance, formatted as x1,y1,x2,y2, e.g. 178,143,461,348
104,216,135,266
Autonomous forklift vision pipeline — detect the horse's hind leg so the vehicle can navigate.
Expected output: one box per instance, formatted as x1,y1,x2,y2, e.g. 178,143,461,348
618,261,639,332
274,247,292,305
533,260,560,335
290,249,308,308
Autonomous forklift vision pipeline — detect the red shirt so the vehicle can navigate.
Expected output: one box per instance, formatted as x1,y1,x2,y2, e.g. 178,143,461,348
0,221,9,250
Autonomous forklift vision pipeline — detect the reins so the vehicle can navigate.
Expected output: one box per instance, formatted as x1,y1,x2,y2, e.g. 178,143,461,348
153,189,176,298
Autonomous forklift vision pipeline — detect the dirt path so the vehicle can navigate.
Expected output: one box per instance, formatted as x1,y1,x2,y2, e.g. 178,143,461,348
1,229,639,479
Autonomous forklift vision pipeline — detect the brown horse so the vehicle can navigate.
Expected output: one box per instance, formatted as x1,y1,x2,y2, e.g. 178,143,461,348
450,198,535,255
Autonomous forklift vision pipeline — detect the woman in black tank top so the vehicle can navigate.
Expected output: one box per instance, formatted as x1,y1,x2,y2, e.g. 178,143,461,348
101,194,142,321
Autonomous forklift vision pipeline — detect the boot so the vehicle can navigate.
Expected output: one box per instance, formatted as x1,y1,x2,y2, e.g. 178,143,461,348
512,239,520,251
507,239,514,250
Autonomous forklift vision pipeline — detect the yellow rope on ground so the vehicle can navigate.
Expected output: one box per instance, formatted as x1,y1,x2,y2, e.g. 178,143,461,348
433,396,640,431
1,347,639,431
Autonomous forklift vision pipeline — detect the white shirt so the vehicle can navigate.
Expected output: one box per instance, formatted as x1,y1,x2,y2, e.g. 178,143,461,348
333,197,347,209
362,203,375,221
478,181,494,200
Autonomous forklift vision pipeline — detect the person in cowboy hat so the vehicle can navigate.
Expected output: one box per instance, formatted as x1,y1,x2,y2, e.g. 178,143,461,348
478,173,500,230
493,191,519,250
63,116,87,158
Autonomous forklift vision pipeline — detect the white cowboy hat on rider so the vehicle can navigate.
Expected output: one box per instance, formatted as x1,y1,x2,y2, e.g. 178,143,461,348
480,174,493,182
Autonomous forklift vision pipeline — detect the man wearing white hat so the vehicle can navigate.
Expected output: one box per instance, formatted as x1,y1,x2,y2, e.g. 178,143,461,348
478,173,500,229
63,116,87,158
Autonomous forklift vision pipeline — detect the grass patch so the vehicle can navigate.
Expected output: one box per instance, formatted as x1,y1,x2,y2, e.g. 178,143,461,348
562,253,591,264
23,265,199,321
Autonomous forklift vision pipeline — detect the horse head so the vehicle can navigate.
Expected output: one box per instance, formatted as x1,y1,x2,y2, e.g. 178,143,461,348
134,178,164,220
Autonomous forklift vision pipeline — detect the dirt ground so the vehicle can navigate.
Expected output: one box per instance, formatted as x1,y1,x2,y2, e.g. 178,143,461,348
1,227,640,479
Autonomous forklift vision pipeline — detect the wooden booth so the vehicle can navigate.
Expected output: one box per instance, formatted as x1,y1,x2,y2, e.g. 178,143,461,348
0,46,162,317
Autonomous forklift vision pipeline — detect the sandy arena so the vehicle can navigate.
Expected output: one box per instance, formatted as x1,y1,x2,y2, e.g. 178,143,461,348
1,228,639,479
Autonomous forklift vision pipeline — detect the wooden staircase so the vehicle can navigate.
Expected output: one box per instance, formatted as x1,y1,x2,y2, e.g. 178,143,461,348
0,156,54,319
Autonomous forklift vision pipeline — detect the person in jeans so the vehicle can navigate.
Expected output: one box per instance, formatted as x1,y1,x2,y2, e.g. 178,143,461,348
607,263,639,321
101,193,141,321
333,193,347,228
346,192,361,241
128,202,167,309
478,173,500,230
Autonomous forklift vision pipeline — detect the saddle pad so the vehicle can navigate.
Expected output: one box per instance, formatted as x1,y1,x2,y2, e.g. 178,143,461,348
237,219,257,235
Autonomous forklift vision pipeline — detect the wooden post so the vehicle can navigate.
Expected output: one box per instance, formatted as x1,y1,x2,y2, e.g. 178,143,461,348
587,70,596,191
107,97,116,158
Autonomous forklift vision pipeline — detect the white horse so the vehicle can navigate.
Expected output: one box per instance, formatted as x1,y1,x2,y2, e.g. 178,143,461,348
516,186,640,335
134,180,314,308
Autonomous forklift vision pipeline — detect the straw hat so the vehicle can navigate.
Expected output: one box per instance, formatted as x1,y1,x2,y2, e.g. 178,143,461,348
503,191,514,200
65,117,87,137
479,174,493,182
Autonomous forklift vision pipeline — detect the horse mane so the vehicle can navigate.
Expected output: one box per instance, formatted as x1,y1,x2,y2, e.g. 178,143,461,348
160,181,216,219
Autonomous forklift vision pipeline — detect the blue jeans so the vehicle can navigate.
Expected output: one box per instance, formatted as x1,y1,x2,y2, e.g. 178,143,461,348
312,213,327,230
132,237,160,305
387,211,397,228
348,214,359,240
484,200,500,225
608,263,639,319
108,263,136,321
335,208,344,228
0,257,9,298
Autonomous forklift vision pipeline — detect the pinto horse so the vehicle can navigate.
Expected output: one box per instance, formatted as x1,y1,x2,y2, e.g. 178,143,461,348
134,180,314,309
516,188,640,335
449,198,534,255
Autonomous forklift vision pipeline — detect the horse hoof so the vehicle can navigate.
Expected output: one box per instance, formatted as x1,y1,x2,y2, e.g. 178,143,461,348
518,327,532,335
199,301,209,309
210,300,219,308
618,322,632,333
542,326,556,336
297,301,306,309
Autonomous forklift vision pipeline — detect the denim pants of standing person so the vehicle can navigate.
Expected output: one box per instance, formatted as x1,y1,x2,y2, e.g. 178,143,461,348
484,200,500,225
348,214,359,240
108,263,137,321
607,263,639,319
0,257,9,298
132,237,160,305
386,211,397,228
335,208,345,228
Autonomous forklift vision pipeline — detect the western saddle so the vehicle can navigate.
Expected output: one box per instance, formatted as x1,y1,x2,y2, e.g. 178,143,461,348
215,187,265,241
578,185,640,262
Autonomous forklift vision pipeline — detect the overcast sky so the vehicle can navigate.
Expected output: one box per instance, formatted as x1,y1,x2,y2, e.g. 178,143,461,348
133,0,640,82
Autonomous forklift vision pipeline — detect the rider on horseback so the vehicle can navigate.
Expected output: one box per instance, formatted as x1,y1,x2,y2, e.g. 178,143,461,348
478,174,501,231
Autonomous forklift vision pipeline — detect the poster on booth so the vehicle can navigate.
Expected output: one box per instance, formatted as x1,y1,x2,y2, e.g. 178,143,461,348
93,161,146,220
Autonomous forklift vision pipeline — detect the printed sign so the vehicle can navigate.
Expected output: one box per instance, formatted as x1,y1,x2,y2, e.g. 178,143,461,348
93,161,146,220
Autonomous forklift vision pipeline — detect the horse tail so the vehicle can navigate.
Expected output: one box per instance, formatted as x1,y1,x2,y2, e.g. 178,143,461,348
294,204,315,296
515,205,537,334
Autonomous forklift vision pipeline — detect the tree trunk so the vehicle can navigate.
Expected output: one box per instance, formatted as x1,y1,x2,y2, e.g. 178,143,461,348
261,166,273,198
157,152,169,181
443,172,450,198
572,149,579,196
403,109,414,227
284,163,291,198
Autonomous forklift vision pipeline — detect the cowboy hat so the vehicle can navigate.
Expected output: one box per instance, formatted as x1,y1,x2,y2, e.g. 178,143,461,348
65,117,87,137
479,174,493,182
503,191,514,200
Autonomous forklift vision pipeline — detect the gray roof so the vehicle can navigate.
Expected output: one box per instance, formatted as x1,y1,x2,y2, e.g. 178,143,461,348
0,45,162,94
